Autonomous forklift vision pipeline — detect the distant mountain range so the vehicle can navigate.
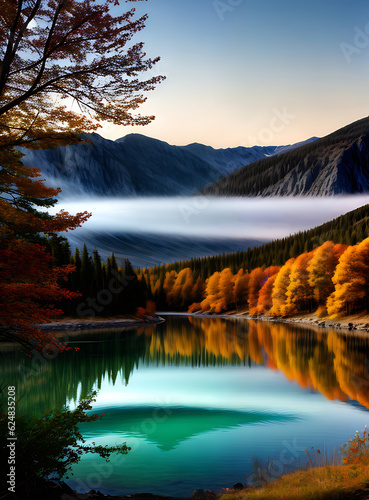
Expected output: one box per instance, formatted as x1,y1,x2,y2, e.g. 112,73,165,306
19,117,369,198
202,117,369,196
19,133,317,197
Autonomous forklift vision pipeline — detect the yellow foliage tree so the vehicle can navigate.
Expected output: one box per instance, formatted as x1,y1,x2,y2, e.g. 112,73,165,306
217,268,235,312
163,270,177,307
270,258,295,316
285,252,315,315
201,272,221,312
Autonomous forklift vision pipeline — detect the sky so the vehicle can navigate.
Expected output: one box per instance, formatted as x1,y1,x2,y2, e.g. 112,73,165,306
97,0,369,148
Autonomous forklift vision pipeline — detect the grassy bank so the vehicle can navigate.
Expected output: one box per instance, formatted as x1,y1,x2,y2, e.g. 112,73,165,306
221,463,369,500
221,429,369,500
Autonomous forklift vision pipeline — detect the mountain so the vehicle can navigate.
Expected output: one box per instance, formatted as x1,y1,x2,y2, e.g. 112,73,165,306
19,133,273,197
19,133,317,197
201,117,369,196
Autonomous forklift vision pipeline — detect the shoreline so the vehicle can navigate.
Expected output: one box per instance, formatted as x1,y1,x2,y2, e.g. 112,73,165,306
36,310,369,336
167,310,369,334
34,316,166,333
233,310,369,333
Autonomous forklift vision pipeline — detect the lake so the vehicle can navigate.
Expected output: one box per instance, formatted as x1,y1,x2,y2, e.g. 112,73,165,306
3,315,369,496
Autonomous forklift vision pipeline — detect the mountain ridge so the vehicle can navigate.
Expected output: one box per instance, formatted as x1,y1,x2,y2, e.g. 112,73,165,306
201,116,369,196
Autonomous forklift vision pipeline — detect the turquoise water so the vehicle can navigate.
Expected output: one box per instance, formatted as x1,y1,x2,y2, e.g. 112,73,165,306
3,315,369,496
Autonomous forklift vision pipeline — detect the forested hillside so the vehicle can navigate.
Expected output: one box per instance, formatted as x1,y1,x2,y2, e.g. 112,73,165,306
202,116,369,196
136,204,369,310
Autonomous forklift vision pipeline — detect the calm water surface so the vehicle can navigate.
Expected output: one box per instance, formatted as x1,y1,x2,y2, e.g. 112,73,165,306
2,315,369,496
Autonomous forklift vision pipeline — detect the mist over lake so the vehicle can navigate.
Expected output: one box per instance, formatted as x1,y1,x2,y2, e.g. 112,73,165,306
52,196,369,267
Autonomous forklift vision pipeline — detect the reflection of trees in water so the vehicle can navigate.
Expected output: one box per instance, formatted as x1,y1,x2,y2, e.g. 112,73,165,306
2,317,369,416
0,331,148,417
250,321,369,408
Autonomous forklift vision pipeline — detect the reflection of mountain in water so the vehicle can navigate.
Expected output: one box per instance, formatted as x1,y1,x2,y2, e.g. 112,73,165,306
2,316,369,416
79,406,295,451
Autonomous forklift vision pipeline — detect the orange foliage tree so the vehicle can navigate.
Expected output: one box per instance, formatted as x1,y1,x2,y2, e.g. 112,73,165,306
327,238,369,316
233,269,249,308
217,268,235,312
307,241,347,310
256,273,278,314
248,267,264,315
249,266,280,315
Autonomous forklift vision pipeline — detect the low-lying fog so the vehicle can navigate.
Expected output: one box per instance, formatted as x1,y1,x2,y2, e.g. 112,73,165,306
49,196,369,266
53,196,369,239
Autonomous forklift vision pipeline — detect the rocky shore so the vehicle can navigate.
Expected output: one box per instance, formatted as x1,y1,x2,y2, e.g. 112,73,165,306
235,311,369,333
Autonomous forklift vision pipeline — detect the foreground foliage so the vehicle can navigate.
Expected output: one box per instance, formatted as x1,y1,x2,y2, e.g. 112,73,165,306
0,391,130,497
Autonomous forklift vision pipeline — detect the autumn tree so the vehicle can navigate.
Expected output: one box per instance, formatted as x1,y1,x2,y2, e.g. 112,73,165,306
256,273,278,314
0,0,163,348
233,269,249,307
307,241,347,310
327,238,369,316
0,162,90,348
191,275,205,304
163,270,177,308
248,266,280,315
285,252,315,315
217,268,234,312
201,272,221,313
0,0,164,152
167,268,194,310
248,267,264,315
270,258,295,316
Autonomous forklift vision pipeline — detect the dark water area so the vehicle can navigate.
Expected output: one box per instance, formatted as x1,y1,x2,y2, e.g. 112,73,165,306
2,316,369,496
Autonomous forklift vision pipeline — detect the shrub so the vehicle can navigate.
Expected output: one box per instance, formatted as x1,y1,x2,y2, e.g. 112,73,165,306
0,391,130,497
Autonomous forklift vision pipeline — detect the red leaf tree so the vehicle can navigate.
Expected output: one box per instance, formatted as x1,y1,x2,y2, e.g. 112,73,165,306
0,0,163,350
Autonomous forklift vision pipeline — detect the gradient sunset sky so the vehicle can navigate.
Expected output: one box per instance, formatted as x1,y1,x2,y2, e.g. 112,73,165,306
100,0,369,148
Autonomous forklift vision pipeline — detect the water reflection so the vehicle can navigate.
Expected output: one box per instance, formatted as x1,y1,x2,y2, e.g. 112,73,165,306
2,316,369,416
80,406,293,451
